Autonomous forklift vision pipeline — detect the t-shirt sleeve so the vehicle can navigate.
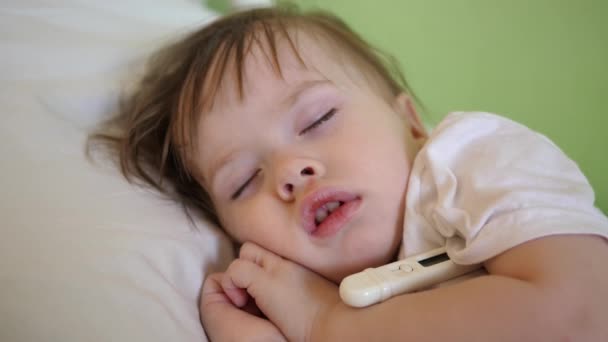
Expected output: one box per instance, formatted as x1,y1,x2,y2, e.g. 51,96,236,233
408,112,608,265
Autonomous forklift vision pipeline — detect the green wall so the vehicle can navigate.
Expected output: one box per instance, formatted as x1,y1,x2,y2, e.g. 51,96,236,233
294,0,607,213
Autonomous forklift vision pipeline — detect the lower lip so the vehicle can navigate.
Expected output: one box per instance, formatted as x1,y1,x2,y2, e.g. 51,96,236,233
311,198,362,238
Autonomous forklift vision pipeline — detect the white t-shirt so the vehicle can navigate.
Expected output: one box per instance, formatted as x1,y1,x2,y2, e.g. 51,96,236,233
399,112,608,264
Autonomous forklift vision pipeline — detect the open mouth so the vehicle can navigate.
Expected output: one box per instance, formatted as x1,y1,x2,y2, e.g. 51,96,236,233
314,200,345,226
301,189,362,238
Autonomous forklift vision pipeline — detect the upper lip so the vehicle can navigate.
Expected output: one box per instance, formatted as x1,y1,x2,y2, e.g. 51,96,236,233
300,187,360,234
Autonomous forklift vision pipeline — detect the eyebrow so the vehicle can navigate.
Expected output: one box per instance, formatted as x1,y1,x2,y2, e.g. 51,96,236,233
206,150,237,187
281,78,332,109
206,79,333,188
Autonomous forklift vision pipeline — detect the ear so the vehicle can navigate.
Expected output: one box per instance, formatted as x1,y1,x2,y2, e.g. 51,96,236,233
392,93,427,140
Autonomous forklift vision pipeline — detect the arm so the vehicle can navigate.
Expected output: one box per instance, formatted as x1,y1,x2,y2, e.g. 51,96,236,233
316,234,608,341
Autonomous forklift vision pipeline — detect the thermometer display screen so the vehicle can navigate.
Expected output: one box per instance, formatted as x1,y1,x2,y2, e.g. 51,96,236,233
418,252,450,267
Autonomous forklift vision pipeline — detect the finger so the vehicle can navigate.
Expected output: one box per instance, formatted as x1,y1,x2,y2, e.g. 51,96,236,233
221,258,263,307
203,272,264,317
200,273,232,307
201,273,223,296
239,241,283,269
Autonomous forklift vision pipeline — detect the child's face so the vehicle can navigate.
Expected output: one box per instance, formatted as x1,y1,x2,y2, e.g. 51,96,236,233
193,33,424,282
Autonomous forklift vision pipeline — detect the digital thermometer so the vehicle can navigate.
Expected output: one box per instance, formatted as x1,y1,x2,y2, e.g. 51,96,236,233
339,247,482,308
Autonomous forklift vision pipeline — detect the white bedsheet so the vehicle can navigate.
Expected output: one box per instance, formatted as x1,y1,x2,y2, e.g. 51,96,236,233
0,1,237,341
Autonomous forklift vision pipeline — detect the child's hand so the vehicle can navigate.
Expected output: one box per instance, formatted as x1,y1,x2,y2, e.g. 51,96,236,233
200,272,287,342
219,242,341,342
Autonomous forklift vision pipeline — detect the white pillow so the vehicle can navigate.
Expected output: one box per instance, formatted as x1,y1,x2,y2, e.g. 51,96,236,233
0,1,235,341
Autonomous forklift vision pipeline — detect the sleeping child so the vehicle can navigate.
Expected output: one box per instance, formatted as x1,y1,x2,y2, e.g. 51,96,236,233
94,6,608,341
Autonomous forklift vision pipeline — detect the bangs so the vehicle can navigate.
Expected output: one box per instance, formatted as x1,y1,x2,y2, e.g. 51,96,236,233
171,15,306,178
204,21,306,112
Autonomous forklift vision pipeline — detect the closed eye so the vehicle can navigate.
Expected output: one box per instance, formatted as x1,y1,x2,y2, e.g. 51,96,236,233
299,108,336,136
230,108,336,200
231,169,260,200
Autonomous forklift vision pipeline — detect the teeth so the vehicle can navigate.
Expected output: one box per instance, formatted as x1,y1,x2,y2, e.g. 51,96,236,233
315,208,329,224
314,201,343,225
326,201,340,211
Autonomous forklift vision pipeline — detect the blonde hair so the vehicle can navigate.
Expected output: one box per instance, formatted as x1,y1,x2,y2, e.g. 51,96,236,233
90,5,416,227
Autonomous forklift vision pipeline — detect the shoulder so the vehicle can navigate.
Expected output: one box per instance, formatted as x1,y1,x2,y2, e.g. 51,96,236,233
405,111,608,264
423,111,560,159
417,111,583,183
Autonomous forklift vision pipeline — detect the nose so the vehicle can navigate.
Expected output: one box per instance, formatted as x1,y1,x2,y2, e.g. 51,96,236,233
274,157,325,201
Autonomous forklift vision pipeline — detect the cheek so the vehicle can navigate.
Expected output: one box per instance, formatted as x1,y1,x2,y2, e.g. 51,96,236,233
219,198,293,253
330,119,409,179
331,217,403,279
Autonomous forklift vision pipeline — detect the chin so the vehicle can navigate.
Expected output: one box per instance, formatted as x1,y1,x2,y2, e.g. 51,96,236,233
323,254,389,284
327,272,347,284
322,232,401,283
318,262,362,284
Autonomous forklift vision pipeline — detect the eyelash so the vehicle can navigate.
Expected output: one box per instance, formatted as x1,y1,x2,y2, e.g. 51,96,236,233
231,169,260,200
230,108,337,200
298,108,337,136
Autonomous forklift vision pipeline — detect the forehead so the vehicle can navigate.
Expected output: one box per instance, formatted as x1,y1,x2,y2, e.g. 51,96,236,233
216,30,363,108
